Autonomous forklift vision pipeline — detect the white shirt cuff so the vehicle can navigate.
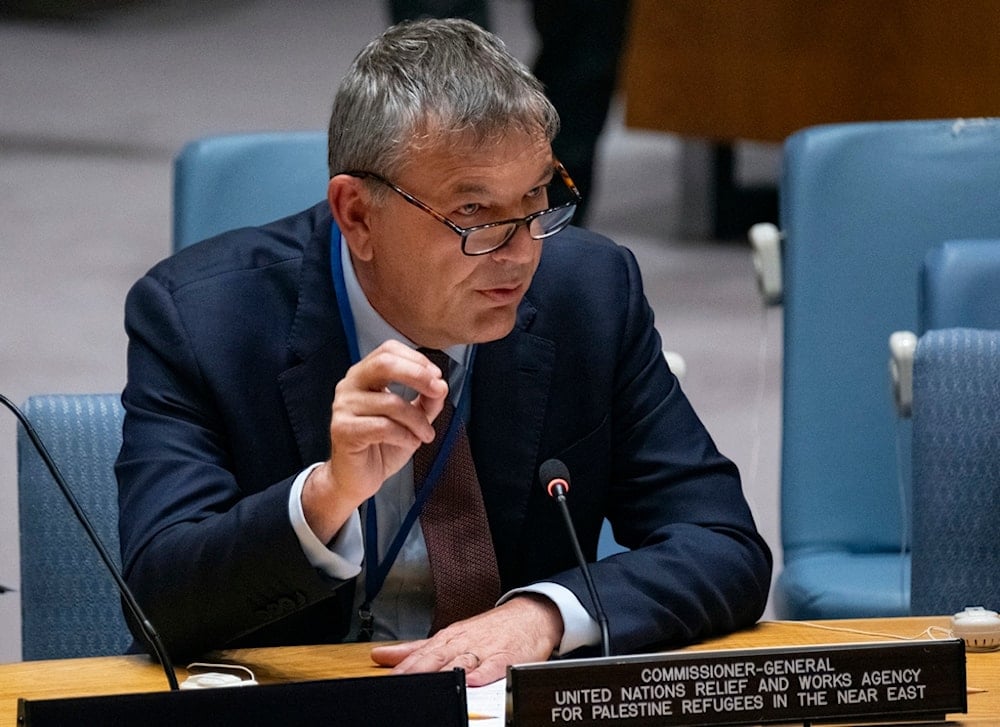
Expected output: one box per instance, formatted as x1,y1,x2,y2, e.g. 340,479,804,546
501,582,602,655
288,463,363,579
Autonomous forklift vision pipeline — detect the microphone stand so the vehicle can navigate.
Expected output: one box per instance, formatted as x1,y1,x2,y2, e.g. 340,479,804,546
551,488,612,658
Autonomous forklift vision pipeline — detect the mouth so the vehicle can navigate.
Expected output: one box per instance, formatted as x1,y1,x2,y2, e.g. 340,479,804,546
478,282,526,305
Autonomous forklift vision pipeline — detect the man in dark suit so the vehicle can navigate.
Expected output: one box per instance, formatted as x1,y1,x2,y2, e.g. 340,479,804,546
117,18,770,686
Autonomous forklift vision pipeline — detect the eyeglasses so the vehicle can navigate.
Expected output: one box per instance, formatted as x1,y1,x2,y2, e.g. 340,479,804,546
340,160,582,256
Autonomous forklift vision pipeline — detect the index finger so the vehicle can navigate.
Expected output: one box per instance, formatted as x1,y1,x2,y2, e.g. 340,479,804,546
353,341,449,399
369,640,423,668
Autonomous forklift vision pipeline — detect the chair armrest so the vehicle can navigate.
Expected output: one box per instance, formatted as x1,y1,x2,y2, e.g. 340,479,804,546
888,330,917,417
663,350,686,382
749,222,783,305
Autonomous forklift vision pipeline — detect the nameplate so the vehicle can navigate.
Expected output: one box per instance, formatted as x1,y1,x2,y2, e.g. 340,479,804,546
18,669,466,727
506,639,966,726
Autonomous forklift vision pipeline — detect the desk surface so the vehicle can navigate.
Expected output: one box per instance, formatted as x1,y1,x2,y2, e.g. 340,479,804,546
2,617,997,724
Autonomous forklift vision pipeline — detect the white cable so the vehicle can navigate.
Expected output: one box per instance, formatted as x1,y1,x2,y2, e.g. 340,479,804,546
768,619,950,643
747,301,774,495
180,662,259,689
894,414,912,609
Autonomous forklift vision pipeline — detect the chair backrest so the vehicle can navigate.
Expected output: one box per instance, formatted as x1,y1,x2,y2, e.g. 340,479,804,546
18,393,130,659
779,120,1000,564
172,131,329,251
910,328,1000,615
921,239,1000,331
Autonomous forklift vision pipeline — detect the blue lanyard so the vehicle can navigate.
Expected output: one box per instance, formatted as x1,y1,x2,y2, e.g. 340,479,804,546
330,225,475,638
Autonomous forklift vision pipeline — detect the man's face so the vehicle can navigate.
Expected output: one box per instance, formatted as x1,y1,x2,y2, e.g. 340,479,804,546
351,132,551,349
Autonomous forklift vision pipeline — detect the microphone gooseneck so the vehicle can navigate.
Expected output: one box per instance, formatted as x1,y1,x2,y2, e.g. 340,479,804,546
1,393,180,691
539,458,611,658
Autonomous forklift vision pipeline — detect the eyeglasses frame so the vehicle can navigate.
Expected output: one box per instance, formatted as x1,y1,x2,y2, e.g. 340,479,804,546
339,160,582,256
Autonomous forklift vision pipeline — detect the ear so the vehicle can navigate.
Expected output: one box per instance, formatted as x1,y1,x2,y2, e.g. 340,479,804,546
328,175,375,261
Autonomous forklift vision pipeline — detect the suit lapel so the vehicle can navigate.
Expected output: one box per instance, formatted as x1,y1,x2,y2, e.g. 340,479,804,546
278,214,353,466
471,299,555,585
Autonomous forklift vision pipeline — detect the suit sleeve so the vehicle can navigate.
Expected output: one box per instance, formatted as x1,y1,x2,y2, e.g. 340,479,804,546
541,242,772,656
116,272,347,658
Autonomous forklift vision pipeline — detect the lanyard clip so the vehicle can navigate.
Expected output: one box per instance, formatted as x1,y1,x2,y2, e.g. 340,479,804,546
357,603,374,642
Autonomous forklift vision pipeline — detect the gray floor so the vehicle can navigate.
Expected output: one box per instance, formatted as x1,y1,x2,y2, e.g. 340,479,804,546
0,0,782,663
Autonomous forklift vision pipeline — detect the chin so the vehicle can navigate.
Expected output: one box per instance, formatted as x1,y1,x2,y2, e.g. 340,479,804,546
464,311,519,345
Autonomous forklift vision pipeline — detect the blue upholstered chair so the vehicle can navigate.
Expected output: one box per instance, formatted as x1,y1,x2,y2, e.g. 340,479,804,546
892,239,1000,417
890,239,1000,615
921,239,1000,332
909,328,1000,616
172,130,329,251
17,393,131,659
753,119,1000,619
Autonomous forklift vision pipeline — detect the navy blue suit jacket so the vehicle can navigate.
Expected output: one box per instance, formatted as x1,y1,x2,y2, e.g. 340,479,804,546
117,202,771,659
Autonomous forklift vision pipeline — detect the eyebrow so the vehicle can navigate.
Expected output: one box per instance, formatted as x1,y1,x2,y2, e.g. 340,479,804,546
451,166,554,197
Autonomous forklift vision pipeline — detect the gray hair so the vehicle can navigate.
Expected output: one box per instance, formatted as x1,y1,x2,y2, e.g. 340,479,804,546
327,18,559,178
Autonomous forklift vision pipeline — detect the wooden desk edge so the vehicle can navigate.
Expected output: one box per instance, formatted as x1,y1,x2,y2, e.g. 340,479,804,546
3,617,995,724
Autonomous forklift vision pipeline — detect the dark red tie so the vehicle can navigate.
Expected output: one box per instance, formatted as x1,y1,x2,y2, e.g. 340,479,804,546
413,349,501,634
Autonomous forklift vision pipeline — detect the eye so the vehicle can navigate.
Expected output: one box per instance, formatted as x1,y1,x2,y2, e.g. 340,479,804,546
456,202,481,217
524,180,553,210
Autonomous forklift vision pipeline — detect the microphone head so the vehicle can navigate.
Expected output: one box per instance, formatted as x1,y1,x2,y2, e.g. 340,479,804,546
539,458,571,497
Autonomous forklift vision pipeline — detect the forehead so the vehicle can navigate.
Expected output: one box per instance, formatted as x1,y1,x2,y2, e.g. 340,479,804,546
398,130,553,197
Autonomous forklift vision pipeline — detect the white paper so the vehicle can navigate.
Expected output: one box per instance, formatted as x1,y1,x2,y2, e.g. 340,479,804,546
467,678,507,725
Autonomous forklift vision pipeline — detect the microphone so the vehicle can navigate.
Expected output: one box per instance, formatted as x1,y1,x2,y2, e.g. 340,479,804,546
0,393,179,691
539,458,611,657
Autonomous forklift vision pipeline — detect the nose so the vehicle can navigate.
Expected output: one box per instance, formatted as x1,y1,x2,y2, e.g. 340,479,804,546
489,221,537,263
